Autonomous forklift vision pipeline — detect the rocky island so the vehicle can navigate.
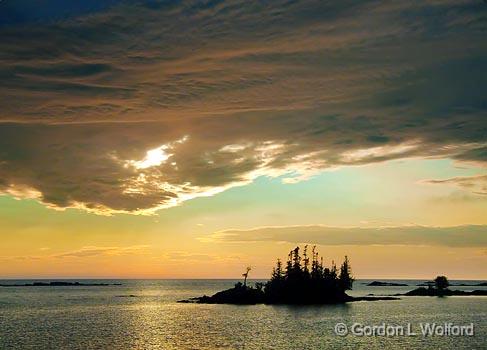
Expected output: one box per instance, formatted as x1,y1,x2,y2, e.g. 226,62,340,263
417,282,487,287
179,246,399,305
366,281,408,287
401,276,487,296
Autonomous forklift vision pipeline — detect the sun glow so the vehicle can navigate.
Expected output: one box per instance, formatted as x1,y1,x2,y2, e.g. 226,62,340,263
131,146,173,169
127,136,189,170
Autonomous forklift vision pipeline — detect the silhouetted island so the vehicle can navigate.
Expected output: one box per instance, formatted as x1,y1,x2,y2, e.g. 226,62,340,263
417,282,487,287
367,281,408,287
0,281,122,287
179,246,399,305
451,282,487,287
403,288,487,296
398,276,487,297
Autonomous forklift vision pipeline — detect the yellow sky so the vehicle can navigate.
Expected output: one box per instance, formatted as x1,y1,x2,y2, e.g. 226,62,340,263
1,159,486,279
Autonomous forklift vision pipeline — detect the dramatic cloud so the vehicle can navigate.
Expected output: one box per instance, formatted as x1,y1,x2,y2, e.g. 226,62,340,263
205,225,487,248
0,0,486,213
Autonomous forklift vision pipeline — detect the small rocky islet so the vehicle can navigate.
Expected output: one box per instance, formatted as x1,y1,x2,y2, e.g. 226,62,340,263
366,281,408,286
179,246,399,305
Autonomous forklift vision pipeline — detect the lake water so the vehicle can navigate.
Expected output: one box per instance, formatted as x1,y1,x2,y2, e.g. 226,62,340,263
0,279,486,349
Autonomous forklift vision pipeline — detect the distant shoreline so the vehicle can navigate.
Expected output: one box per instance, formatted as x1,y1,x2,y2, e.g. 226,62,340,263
0,281,122,287
0,278,486,281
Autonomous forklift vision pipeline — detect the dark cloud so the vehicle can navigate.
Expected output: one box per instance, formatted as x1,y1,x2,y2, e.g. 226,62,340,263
0,0,486,213
0,0,123,27
206,225,487,248
454,146,487,166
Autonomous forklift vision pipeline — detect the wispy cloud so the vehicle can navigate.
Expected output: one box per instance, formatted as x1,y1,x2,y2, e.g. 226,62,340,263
423,174,487,196
162,251,243,262
1,245,151,261
52,245,151,258
204,225,487,248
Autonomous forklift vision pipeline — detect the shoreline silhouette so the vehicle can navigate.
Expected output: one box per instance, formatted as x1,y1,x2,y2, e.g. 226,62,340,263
0,281,122,287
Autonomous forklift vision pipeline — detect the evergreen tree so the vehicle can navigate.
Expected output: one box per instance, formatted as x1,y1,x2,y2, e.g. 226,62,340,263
310,246,320,280
271,259,284,281
339,256,354,290
330,260,337,280
285,251,293,279
303,245,310,276
264,246,354,304
292,246,301,273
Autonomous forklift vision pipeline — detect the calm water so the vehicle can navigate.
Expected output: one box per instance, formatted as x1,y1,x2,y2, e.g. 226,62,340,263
0,279,486,349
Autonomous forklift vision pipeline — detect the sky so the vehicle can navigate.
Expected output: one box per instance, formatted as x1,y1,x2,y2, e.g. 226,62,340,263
0,0,486,279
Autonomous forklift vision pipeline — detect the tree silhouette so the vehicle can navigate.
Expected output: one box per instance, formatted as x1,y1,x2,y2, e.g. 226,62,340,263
264,246,354,303
434,275,449,293
242,266,251,287
339,255,354,291
192,246,356,305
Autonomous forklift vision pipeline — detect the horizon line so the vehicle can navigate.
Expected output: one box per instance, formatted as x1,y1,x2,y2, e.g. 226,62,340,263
1,277,486,281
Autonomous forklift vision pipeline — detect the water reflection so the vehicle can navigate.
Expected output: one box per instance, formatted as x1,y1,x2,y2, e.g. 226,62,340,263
0,280,485,349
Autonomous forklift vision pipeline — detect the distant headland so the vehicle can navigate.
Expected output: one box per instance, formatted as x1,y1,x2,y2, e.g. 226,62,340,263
180,246,399,304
